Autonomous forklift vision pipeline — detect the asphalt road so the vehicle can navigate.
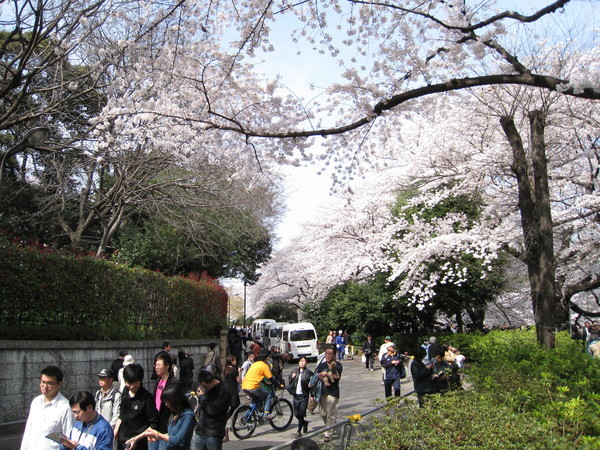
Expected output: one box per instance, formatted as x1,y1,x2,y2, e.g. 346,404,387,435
1,356,415,449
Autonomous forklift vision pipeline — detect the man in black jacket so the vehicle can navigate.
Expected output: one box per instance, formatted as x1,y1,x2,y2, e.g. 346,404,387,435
192,369,231,449
178,349,195,392
362,335,376,371
111,351,127,382
411,347,434,407
380,344,404,398
426,337,440,363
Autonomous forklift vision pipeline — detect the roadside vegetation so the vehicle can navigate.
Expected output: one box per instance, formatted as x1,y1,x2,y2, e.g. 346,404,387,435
353,329,600,449
0,235,227,340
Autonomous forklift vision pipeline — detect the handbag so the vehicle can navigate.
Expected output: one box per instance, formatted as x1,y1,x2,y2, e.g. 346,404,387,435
400,363,407,379
286,381,296,396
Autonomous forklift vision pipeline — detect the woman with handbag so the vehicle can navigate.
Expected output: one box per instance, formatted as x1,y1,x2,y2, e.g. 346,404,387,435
287,357,314,438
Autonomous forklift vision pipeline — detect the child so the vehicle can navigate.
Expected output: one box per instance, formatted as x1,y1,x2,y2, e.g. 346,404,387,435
240,351,255,382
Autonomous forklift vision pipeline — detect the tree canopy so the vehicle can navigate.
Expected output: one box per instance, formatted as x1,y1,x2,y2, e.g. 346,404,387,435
1,0,598,345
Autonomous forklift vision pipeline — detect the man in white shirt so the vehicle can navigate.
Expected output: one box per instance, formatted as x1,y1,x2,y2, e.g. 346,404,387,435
20,366,74,450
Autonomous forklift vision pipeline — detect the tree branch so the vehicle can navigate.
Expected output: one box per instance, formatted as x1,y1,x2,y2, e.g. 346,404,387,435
347,0,570,33
204,72,599,139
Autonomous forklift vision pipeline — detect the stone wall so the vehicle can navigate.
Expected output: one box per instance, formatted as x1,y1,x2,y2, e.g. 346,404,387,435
0,334,226,424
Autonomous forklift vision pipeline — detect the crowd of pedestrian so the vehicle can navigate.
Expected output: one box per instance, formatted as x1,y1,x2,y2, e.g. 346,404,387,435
572,321,600,358
324,329,353,360
20,329,472,450
408,340,464,407
19,317,600,450
20,327,344,450
19,340,228,450
360,334,465,407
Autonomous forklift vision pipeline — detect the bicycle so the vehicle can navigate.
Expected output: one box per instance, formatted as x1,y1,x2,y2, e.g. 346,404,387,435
231,386,293,439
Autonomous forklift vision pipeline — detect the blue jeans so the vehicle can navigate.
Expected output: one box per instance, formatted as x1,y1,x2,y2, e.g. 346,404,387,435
148,440,167,450
337,345,345,360
384,379,401,398
244,387,273,413
191,432,222,450
365,353,374,369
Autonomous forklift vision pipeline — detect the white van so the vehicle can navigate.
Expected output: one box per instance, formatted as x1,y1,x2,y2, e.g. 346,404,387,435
281,323,319,361
264,322,289,350
251,319,276,346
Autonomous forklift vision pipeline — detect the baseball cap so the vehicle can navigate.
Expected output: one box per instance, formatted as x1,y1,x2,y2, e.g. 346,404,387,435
96,368,115,378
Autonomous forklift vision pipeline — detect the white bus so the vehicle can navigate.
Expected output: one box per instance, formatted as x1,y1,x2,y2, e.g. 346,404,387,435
251,319,276,346
281,322,319,361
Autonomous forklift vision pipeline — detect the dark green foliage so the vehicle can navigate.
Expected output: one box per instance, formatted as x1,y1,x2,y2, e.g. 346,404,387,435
111,204,272,280
260,300,298,322
353,329,600,449
0,237,227,340
0,177,68,244
358,392,573,449
428,252,507,328
302,273,430,346
111,222,198,276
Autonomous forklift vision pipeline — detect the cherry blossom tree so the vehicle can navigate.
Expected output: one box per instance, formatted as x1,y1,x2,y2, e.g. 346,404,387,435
66,0,594,194
252,77,598,345
88,3,599,342
249,171,397,314
1,0,282,267
0,0,189,133
3,0,599,345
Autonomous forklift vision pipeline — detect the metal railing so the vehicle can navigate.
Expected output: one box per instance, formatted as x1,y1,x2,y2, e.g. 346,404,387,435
270,389,415,450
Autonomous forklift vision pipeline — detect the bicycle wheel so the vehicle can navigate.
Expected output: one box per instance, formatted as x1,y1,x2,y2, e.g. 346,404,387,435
231,404,257,439
269,397,293,431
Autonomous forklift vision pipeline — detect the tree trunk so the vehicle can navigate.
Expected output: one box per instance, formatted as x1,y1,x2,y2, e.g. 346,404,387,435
466,308,485,330
529,110,558,348
500,111,558,348
455,309,464,333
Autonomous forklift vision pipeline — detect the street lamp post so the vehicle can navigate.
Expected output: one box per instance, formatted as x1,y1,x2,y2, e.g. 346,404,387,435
227,293,231,327
0,127,50,187
243,280,247,329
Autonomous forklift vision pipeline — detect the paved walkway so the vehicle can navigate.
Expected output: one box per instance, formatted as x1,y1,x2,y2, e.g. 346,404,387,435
0,357,415,449
223,356,414,449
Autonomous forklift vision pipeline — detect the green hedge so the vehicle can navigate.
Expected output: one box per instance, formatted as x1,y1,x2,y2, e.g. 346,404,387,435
0,238,227,340
354,329,600,449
